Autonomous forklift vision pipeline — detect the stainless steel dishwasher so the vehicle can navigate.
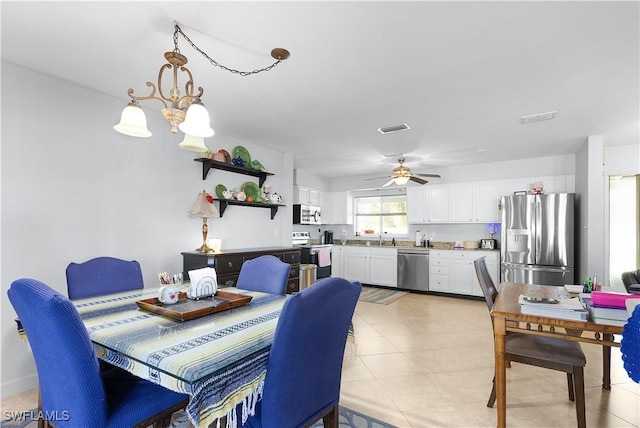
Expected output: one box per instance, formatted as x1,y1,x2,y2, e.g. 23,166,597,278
397,248,429,291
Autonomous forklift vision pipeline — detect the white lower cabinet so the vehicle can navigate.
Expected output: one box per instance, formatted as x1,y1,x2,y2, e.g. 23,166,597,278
340,246,397,287
428,250,450,292
332,246,345,278
429,250,499,297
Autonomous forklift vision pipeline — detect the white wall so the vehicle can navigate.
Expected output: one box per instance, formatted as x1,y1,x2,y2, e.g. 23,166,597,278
0,62,292,397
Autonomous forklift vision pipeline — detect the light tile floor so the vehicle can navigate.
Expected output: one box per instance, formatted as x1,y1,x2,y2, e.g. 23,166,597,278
2,291,638,427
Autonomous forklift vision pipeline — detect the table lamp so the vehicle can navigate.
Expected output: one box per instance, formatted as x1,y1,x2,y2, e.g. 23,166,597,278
188,190,220,253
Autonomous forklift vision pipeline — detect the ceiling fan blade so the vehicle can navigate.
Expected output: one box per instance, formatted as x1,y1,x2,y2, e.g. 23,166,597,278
416,173,441,178
409,176,428,185
382,179,395,187
363,176,392,181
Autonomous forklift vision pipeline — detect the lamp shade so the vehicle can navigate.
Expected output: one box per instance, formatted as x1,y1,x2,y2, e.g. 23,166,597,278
188,190,220,218
394,175,410,185
114,102,152,137
179,133,209,152
178,100,214,138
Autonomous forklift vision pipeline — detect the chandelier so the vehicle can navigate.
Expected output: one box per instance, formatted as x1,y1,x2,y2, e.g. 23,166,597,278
114,23,290,150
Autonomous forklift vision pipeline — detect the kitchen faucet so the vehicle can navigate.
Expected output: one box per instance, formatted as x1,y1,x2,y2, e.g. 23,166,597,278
379,234,383,246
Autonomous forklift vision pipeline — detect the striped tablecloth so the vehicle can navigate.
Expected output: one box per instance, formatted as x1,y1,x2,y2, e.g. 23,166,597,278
74,287,288,428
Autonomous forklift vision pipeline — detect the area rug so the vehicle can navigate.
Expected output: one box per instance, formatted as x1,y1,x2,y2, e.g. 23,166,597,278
358,286,407,305
0,406,397,428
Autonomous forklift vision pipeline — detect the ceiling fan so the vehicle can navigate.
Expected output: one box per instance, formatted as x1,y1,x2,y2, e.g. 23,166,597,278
364,158,441,187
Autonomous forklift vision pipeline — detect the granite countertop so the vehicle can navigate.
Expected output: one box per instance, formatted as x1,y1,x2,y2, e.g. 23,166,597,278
324,240,499,251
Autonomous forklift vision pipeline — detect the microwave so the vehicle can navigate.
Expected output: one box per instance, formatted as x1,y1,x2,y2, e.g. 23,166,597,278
293,204,322,225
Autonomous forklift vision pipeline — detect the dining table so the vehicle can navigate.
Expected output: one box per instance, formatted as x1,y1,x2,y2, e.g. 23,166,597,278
73,286,289,428
491,282,625,428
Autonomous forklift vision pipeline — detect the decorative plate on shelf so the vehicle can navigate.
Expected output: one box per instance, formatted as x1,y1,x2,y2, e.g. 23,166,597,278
232,146,251,166
215,184,227,199
213,149,232,164
250,159,264,171
241,182,261,201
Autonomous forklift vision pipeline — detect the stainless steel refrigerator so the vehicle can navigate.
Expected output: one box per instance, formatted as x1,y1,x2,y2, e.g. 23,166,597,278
501,193,574,286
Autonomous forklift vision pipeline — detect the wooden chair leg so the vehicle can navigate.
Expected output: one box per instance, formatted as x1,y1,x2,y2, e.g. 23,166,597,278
322,404,339,428
566,372,575,402
487,375,497,408
573,366,586,428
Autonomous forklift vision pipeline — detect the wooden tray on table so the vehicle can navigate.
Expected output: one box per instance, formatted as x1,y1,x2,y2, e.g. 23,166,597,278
136,290,252,321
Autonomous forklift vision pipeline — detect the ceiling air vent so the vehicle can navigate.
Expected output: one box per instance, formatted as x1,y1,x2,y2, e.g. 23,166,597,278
377,123,410,134
520,111,557,124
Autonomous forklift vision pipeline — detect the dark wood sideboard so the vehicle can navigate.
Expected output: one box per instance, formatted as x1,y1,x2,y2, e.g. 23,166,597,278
181,247,301,294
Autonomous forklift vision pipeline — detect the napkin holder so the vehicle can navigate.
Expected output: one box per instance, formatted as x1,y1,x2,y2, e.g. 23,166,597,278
187,267,218,300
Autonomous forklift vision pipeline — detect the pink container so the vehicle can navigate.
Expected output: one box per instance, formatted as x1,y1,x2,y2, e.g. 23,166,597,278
591,291,640,309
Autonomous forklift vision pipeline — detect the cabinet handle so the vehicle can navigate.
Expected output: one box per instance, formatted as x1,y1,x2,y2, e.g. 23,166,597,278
228,262,233,268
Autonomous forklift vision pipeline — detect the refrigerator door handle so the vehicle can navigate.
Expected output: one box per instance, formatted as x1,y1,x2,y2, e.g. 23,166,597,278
502,262,572,273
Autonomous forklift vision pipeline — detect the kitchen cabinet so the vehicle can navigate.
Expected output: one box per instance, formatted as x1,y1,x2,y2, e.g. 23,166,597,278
340,246,397,287
331,246,345,277
428,250,450,292
429,250,499,297
295,186,320,206
449,181,500,223
325,191,353,224
407,185,449,223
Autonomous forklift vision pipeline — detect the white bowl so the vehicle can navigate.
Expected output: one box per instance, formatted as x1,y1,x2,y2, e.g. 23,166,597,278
564,284,583,294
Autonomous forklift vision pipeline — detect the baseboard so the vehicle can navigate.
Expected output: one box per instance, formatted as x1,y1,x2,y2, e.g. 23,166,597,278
1,373,38,399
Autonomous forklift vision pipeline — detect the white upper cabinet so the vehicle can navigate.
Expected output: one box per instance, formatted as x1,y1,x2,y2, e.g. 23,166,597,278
295,186,320,206
450,181,500,223
327,191,353,224
407,185,449,223
449,183,474,222
427,185,450,222
407,175,570,225
406,186,427,223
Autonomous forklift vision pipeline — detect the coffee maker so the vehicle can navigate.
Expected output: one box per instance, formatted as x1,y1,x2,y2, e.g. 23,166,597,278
323,230,334,244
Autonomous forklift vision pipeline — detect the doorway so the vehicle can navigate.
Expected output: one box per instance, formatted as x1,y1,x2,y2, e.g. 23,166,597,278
608,174,639,291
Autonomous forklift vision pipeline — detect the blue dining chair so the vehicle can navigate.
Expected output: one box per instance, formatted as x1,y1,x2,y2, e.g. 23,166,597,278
241,276,362,428
66,256,144,300
236,255,291,295
8,278,189,428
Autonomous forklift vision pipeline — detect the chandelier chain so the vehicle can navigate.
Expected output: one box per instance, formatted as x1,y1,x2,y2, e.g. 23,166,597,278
174,24,284,77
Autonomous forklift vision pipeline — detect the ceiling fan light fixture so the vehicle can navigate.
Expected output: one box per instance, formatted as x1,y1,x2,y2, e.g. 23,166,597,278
393,175,410,185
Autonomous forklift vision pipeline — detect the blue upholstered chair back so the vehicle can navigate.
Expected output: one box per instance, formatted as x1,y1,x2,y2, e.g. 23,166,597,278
236,255,291,295
249,277,361,427
8,278,109,426
66,256,144,300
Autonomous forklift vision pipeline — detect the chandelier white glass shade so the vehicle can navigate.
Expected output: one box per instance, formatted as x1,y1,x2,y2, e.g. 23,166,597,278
179,133,209,152
114,102,152,137
178,100,214,137
114,23,289,148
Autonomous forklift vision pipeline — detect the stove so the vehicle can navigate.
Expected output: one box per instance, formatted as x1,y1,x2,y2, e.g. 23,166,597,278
292,232,332,279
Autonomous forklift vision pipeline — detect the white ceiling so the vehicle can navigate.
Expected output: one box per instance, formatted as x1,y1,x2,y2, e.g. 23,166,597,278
2,1,638,182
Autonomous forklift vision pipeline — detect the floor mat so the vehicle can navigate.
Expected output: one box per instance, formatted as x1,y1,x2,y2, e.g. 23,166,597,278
358,286,408,304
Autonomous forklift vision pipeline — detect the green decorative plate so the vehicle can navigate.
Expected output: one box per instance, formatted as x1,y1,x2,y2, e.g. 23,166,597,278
215,184,227,199
232,146,251,166
241,182,261,201
250,159,264,171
